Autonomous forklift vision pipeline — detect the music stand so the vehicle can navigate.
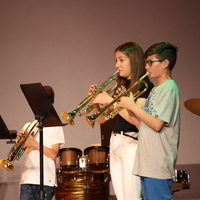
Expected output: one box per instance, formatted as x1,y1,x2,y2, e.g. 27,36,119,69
20,82,66,200
0,115,17,143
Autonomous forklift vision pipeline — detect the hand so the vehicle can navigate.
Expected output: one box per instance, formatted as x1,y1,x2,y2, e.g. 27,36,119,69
23,136,37,148
93,92,113,104
17,129,37,148
88,84,98,96
113,86,126,98
16,129,26,141
117,92,136,110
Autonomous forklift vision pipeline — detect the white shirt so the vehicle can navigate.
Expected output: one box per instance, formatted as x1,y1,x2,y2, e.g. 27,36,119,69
20,120,65,186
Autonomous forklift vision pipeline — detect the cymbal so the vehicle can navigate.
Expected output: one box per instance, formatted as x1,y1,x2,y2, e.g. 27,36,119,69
184,98,200,116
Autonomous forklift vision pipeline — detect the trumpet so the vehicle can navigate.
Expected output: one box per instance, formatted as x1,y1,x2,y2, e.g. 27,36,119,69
84,72,149,128
61,70,119,125
0,119,39,171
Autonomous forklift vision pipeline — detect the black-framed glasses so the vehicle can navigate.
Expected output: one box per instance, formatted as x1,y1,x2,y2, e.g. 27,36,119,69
146,59,164,66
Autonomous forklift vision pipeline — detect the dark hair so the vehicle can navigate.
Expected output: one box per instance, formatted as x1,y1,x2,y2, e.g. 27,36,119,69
44,85,54,104
145,42,178,70
114,42,147,92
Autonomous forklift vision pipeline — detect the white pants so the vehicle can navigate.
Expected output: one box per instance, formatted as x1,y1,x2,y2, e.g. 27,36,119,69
110,132,142,200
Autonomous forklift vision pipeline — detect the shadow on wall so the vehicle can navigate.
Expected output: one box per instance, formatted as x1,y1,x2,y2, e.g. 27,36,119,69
173,164,200,199
0,183,7,199
0,182,20,200
0,162,22,200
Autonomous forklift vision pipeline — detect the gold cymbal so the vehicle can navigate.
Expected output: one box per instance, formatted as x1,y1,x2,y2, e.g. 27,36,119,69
184,98,200,116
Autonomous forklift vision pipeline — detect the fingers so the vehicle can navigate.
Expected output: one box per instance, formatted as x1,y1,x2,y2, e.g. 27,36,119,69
16,129,26,140
88,84,98,96
93,92,112,104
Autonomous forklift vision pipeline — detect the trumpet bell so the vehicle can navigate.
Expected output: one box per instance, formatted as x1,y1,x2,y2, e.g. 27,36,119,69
0,159,14,171
83,115,95,128
61,112,75,125
0,119,39,172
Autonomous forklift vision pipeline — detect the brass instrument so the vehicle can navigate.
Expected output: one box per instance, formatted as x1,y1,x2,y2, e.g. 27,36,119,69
0,119,39,171
61,70,119,125
84,72,149,128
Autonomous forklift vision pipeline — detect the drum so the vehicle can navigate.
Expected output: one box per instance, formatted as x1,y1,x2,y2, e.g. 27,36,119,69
59,147,82,174
172,170,190,191
84,146,109,173
56,171,110,200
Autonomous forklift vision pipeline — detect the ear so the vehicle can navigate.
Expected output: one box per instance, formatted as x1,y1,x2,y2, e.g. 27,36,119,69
162,59,169,69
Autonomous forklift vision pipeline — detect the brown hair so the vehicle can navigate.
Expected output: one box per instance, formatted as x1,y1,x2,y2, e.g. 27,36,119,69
43,85,54,104
145,42,178,71
114,42,147,92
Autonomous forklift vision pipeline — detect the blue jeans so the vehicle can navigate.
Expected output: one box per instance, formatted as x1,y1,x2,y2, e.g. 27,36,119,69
20,184,55,200
141,177,173,200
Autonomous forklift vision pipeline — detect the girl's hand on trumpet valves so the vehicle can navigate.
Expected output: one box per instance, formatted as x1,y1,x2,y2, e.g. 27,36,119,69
93,91,113,105
88,84,98,103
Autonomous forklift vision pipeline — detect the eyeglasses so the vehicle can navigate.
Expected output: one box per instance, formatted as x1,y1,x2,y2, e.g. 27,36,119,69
146,59,164,66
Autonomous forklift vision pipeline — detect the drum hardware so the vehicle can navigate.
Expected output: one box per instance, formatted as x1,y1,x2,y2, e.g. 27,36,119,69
184,98,200,116
57,169,63,183
172,170,190,192
89,173,94,182
79,156,87,170
73,173,77,183
104,172,110,183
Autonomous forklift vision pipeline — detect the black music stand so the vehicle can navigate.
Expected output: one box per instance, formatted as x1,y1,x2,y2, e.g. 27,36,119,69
20,82,66,200
0,115,17,143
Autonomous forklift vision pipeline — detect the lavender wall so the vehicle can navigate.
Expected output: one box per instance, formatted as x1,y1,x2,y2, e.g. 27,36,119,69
0,0,199,199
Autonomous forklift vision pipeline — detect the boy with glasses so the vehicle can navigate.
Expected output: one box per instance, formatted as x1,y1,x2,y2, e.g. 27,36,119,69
118,42,180,200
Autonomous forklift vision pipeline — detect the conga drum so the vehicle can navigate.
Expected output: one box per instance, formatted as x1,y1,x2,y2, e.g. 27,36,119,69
59,147,82,174
84,146,109,173
56,171,110,200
